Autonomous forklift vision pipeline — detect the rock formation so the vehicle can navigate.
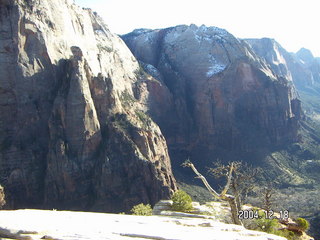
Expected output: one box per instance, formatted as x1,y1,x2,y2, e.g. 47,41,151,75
246,39,320,125
0,0,176,211
246,38,320,93
122,25,302,166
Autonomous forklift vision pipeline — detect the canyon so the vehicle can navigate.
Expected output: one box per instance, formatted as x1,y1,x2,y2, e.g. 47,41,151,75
0,2,320,232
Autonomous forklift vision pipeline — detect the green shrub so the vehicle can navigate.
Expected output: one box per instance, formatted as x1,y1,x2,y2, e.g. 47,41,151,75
171,190,193,212
278,229,299,240
130,203,152,216
248,210,279,234
255,217,279,234
120,90,136,108
296,217,309,231
248,211,300,240
135,110,152,129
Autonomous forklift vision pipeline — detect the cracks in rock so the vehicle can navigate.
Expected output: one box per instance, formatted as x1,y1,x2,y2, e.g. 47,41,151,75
219,41,232,65
154,28,171,68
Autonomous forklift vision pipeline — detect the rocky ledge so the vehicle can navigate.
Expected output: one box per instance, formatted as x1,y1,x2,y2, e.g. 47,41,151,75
0,209,287,240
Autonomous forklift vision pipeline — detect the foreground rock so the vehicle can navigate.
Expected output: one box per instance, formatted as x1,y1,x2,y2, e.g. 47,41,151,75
0,209,286,240
152,200,314,240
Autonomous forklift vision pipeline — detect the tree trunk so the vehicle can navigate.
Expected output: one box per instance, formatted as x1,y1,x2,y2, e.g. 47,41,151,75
183,161,243,226
224,195,242,225
231,183,242,212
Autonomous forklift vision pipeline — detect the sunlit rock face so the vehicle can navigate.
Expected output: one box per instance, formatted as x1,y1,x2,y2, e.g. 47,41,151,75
0,0,177,211
246,39,320,92
296,48,320,87
122,25,302,165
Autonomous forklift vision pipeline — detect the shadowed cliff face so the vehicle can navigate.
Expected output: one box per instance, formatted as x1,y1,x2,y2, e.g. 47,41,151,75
0,0,176,211
122,25,302,166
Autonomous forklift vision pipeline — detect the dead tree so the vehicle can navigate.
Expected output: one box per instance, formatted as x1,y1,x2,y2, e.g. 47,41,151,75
263,185,274,213
208,161,259,211
182,160,243,225
0,185,5,209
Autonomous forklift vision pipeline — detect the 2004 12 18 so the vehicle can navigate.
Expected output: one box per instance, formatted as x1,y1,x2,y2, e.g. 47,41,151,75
238,210,289,220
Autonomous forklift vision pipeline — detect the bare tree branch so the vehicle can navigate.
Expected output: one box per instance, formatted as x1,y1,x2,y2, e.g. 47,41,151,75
221,162,234,196
0,185,5,209
183,161,220,198
208,161,260,206
182,160,242,225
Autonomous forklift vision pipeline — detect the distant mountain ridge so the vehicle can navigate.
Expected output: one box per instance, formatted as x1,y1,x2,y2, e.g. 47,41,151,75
246,39,320,92
246,38,320,118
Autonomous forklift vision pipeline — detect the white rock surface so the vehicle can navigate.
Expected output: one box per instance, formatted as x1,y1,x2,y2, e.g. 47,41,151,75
15,0,138,92
0,209,286,240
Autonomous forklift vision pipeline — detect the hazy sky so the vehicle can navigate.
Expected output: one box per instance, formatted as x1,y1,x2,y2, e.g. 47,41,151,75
75,0,320,57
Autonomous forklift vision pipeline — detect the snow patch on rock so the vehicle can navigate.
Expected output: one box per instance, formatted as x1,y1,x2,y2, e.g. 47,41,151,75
207,55,227,77
198,24,229,37
207,64,226,77
192,24,230,45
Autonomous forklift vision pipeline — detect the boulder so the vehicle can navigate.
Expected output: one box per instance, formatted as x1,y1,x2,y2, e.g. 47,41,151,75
152,200,173,215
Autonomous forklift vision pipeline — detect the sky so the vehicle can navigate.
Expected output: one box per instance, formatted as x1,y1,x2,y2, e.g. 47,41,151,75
74,0,320,57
